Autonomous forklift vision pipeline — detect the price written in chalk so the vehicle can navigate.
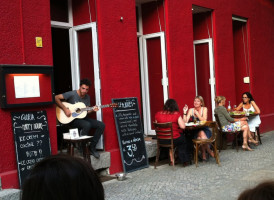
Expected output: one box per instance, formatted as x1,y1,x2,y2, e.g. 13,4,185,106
123,144,138,157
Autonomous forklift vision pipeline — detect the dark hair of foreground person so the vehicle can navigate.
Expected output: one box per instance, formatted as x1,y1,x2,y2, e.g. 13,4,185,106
238,180,274,200
21,154,105,200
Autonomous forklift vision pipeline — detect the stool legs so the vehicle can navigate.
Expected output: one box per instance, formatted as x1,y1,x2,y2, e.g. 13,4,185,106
67,142,74,156
65,139,91,162
256,127,262,144
194,143,199,167
82,142,91,163
154,144,160,169
234,133,239,152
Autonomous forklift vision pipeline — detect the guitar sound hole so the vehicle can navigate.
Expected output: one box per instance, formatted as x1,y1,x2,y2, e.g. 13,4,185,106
76,108,81,113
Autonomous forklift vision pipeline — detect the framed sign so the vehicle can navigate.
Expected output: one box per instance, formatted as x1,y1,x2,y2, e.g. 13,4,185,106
112,97,149,173
0,65,55,108
11,110,51,187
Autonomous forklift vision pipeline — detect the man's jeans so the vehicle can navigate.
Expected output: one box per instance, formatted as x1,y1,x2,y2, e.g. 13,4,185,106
70,117,105,147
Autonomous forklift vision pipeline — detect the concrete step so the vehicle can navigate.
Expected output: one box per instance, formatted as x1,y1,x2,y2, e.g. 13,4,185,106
59,149,111,171
145,139,157,158
0,189,20,200
90,151,110,170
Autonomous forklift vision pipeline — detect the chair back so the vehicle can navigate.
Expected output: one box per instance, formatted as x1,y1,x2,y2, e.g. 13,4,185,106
153,122,174,146
214,114,223,132
203,121,218,141
153,121,177,168
153,122,173,139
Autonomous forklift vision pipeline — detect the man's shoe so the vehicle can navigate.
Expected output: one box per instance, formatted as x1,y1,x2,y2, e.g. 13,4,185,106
90,147,100,159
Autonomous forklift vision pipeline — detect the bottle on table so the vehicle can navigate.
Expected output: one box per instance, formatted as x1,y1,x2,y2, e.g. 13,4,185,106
227,101,231,112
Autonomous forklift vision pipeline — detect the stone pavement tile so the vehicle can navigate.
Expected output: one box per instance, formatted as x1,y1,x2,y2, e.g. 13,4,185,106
103,131,274,200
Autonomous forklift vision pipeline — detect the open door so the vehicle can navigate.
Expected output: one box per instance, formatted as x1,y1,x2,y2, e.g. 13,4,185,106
70,22,103,149
193,39,215,120
139,32,168,135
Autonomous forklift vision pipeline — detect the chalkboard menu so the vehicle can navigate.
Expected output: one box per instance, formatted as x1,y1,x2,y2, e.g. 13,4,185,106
11,110,51,187
112,97,148,173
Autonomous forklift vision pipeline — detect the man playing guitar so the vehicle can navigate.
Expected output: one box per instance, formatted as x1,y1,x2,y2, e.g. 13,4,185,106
55,78,104,159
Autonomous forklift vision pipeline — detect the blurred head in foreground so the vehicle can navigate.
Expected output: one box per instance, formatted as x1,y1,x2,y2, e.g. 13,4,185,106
22,154,105,200
238,180,274,200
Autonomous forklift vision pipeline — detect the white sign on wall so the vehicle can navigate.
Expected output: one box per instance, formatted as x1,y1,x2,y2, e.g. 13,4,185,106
14,76,40,98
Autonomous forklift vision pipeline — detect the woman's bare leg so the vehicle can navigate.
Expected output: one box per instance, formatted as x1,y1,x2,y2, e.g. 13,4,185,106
198,131,214,158
241,125,253,151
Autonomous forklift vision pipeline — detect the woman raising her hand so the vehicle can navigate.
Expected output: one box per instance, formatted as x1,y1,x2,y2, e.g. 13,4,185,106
183,96,214,161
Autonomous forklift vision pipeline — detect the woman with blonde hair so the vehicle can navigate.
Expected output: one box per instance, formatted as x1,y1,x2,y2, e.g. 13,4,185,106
214,96,258,151
183,96,214,161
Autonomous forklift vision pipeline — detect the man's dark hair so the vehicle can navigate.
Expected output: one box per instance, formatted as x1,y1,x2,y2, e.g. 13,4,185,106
22,154,105,200
163,99,179,113
238,180,274,200
80,78,91,87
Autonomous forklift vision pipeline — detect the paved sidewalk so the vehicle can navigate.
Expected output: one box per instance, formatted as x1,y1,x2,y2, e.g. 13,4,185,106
103,131,274,200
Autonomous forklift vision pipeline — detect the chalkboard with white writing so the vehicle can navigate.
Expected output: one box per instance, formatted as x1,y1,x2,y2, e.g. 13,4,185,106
11,110,51,187
112,97,148,173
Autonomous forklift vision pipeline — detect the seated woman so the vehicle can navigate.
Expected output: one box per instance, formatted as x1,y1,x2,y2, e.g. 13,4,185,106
235,92,261,141
183,96,214,161
214,96,258,151
155,99,191,166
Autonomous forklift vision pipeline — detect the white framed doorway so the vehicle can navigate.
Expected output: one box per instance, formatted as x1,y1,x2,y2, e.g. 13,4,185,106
139,32,168,135
70,22,103,149
193,38,215,120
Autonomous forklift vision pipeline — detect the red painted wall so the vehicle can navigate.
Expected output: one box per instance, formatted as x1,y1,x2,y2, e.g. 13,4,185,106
193,12,213,40
164,0,196,108
96,0,141,174
73,0,96,25
0,0,273,187
190,0,274,132
142,0,165,34
164,0,274,132
147,38,164,126
233,20,250,103
0,0,57,189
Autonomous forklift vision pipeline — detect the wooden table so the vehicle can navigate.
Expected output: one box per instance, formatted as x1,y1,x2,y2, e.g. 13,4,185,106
230,113,258,118
63,136,93,162
184,123,207,131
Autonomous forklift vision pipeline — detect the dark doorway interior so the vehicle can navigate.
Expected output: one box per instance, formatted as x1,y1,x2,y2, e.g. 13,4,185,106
52,27,72,150
51,27,72,95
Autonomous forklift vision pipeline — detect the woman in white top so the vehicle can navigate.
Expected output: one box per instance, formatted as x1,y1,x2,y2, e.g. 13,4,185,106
236,92,261,141
183,96,214,161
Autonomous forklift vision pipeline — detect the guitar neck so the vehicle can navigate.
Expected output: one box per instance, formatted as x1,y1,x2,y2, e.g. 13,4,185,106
83,104,110,112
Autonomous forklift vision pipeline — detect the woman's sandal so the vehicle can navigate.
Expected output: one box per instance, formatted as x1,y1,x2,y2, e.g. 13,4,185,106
248,138,259,145
209,151,215,158
242,144,254,151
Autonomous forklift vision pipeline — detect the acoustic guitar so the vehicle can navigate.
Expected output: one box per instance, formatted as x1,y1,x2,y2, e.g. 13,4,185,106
56,102,118,124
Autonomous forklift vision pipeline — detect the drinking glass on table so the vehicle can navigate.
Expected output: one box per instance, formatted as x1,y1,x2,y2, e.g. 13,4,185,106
193,117,197,124
233,105,237,110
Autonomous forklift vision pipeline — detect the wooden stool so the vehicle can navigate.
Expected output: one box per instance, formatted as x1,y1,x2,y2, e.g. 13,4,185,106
63,137,93,162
